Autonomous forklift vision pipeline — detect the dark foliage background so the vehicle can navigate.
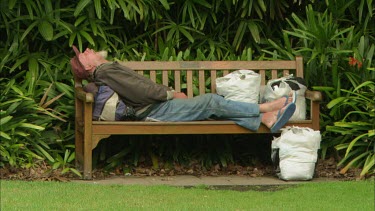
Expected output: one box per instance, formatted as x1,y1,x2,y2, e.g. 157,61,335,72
0,0,373,177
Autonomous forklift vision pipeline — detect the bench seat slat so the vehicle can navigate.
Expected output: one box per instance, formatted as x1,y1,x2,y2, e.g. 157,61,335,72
91,121,313,135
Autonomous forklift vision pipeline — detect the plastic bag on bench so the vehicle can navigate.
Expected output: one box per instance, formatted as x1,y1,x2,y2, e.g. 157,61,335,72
262,75,307,120
216,70,261,103
271,126,321,181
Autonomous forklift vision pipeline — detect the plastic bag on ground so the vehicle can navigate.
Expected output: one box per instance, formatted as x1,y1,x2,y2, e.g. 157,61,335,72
271,126,321,181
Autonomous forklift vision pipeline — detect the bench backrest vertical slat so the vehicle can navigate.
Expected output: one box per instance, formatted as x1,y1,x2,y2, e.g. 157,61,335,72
210,70,217,93
150,70,156,82
162,70,169,86
199,70,205,95
283,69,290,76
296,56,304,78
271,69,278,79
186,70,193,98
223,70,229,76
174,71,181,92
259,69,266,86
138,70,144,76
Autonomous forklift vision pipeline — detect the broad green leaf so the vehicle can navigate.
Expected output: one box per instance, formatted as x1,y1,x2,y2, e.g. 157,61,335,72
194,0,211,8
11,85,24,96
248,22,260,43
61,168,70,174
0,131,11,140
340,151,370,174
68,152,75,163
14,131,29,137
312,86,335,91
34,144,54,162
74,16,87,27
20,21,39,41
345,133,368,157
38,20,54,41
8,0,17,9
94,0,102,19
69,168,82,177
291,13,307,30
327,97,346,109
53,162,61,169
368,129,375,137
89,19,98,36
68,32,77,47
353,81,374,92
9,55,28,73
79,30,95,46
19,123,45,131
64,149,70,162
360,154,374,177
55,82,74,99
44,0,53,18
0,116,13,125
74,0,92,17
179,27,194,43
159,0,170,10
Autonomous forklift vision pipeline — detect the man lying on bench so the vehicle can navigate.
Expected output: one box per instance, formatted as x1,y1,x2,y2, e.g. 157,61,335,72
71,46,296,133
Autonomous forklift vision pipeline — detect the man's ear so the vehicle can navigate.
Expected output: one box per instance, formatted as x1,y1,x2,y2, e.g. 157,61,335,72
84,64,95,72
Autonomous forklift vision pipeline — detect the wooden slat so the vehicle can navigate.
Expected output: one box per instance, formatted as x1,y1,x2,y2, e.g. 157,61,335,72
174,71,181,92
162,70,168,86
119,60,297,70
259,70,266,86
296,56,304,78
223,70,229,76
210,70,217,93
271,70,278,79
137,70,144,76
187,70,193,98
91,120,313,135
283,69,289,76
199,70,205,95
150,70,156,82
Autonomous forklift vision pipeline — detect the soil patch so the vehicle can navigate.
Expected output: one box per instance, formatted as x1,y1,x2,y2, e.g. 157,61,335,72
0,157,368,182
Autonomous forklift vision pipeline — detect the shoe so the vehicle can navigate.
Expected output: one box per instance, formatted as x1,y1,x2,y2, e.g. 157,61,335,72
270,103,296,133
283,91,297,104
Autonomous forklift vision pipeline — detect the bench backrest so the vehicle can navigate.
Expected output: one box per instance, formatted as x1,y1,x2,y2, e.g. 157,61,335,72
118,57,303,98
74,57,303,99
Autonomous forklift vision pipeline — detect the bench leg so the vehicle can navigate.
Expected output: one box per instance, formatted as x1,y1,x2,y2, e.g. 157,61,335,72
75,130,84,172
82,133,93,180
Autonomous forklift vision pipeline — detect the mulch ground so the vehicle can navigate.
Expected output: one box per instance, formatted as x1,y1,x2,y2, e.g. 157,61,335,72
0,157,368,182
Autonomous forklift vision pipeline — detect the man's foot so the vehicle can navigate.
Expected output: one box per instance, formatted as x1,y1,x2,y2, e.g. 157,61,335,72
259,92,296,113
262,102,296,132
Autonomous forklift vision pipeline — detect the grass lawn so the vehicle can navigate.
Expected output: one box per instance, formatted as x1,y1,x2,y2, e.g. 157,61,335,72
1,180,373,210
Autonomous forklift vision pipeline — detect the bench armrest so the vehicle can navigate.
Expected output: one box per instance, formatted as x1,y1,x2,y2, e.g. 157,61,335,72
305,90,322,102
75,87,94,103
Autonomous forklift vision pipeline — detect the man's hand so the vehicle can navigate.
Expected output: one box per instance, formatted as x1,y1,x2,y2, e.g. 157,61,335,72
173,92,188,99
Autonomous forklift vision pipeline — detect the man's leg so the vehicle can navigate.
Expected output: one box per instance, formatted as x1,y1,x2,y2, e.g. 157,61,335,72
146,93,262,131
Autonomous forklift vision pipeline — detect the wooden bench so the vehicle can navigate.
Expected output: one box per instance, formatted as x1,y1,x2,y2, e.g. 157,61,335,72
74,56,322,179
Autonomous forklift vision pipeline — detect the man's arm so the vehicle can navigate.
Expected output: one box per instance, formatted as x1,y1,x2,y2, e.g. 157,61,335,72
95,62,184,108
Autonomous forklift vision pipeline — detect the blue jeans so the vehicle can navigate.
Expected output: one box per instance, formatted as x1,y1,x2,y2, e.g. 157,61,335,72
147,93,262,131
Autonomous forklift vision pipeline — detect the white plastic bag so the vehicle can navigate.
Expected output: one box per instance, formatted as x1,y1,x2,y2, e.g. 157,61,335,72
271,126,321,181
216,70,261,103
263,75,307,120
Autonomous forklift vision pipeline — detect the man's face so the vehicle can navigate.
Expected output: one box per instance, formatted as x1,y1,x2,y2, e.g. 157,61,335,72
79,48,104,71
